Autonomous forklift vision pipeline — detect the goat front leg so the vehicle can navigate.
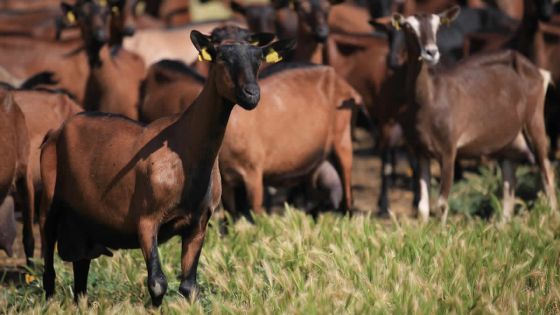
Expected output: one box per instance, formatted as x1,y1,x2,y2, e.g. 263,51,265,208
179,211,211,300
499,160,516,222
417,156,431,222
138,219,167,306
438,152,456,225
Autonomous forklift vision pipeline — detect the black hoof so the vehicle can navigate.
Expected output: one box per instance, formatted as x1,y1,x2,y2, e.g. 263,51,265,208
179,281,199,301
43,268,56,298
148,275,168,307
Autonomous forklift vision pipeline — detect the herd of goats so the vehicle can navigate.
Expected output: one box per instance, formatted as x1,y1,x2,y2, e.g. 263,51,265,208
0,0,559,307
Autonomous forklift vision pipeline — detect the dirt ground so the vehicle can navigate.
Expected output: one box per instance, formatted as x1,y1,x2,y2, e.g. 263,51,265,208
0,128,415,268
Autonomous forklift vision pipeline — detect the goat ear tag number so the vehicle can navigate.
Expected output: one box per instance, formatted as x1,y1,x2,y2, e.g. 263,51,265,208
265,49,282,63
198,47,213,62
66,12,76,24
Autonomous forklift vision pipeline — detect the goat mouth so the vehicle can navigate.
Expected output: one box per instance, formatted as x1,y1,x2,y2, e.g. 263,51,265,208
420,52,440,66
236,92,260,110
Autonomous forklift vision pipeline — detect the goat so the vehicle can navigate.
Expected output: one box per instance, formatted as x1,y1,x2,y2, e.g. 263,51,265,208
392,6,557,222
62,0,146,120
220,62,359,219
0,91,34,264
139,59,204,123
40,29,294,306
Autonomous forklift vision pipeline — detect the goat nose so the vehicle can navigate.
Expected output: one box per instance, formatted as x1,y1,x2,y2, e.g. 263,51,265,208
95,29,108,42
123,25,135,36
243,84,259,97
426,48,438,58
315,25,329,41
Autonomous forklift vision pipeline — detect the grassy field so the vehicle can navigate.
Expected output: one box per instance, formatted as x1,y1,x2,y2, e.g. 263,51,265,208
1,165,560,314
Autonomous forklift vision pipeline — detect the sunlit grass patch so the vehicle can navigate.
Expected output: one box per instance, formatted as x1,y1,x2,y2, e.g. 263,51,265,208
2,197,560,314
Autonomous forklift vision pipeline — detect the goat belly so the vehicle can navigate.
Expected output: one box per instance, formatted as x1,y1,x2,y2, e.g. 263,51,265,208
56,214,114,261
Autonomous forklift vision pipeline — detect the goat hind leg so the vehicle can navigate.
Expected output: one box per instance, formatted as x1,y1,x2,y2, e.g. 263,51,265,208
16,171,35,266
527,113,558,212
72,259,91,302
43,205,58,299
333,127,354,214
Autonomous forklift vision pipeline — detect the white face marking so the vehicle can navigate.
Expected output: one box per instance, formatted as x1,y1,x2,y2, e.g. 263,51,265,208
430,14,440,36
405,16,421,37
405,14,441,65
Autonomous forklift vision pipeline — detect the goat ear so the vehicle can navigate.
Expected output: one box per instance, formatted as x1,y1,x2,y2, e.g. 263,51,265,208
391,13,405,31
61,2,77,25
439,5,460,26
230,0,246,15
369,18,391,34
262,39,296,63
190,30,215,62
249,33,276,47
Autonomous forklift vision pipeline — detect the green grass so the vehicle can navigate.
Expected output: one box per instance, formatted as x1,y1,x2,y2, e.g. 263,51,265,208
2,166,560,314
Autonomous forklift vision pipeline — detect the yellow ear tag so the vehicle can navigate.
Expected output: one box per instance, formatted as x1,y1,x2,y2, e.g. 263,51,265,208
136,1,146,15
441,17,450,26
251,40,259,46
25,274,36,284
112,6,120,15
198,47,212,62
66,11,76,24
99,0,108,7
265,49,282,63
392,20,401,31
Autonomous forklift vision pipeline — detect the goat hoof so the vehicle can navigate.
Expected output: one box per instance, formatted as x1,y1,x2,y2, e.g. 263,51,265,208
148,275,167,307
150,295,164,307
43,274,55,299
179,280,199,301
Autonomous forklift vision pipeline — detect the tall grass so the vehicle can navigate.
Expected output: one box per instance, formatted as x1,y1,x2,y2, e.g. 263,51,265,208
2,166,560,314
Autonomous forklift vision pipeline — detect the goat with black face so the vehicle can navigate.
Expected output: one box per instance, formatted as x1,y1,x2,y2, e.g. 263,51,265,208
40,30,295,306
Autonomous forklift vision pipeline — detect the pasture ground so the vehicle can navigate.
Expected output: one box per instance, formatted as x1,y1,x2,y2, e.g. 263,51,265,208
2,129,560,314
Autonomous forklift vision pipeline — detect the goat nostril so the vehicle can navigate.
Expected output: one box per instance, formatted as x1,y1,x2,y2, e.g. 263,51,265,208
426,49,438,57
95,30,107,41
243,85,259,97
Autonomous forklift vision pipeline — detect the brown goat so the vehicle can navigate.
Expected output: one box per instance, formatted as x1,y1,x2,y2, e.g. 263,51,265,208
62,1,146,120
83,46,146,119
0,196,16,257
139,59,204,123
40,30,294,305
0,91,34,264
393,6,557,222
123,20,246,66
0,36,88,102
220,64,359,217
12,90,82,190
